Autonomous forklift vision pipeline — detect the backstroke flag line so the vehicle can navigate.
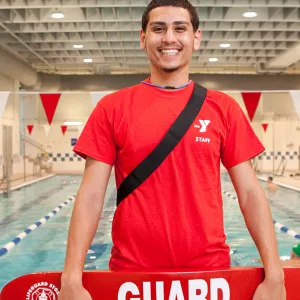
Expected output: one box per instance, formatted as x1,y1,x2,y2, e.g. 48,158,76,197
44,125,51,136
241,92,262,122
27,125,34,135
262,123,269,132
0,92,10,119
40,93,61,125
90,92,111,107
290,91,300,121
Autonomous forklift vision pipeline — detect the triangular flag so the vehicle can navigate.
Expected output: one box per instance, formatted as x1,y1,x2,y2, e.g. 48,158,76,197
0,92,10,119
241,92,262,122
61,125,67,135
44,125,51,136
290,91,300,121
262,123,269,132
90,92,110,107
40,93,61,125
27,125,34,135
78,125,84,136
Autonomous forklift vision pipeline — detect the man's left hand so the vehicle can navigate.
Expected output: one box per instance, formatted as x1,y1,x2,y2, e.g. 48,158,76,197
252,277,286,300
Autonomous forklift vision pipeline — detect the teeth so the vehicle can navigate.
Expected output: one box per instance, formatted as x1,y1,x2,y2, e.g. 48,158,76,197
161,49,179,55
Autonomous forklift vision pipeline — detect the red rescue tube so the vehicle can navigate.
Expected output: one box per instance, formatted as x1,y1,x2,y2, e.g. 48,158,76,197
1,267,299,300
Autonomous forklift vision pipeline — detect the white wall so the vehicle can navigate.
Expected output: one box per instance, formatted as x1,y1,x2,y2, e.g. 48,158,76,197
20,93,95,174
0,74,24,178
228,92,300,173
8,89,300,175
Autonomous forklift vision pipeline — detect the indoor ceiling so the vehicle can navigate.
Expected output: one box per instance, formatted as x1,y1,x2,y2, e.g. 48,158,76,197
0,0,299,75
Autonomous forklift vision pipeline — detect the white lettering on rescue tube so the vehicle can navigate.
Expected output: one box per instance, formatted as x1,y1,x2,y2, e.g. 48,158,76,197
117,278,230,300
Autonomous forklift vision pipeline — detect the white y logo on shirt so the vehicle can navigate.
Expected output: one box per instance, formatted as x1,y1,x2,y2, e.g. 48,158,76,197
194,120,211,132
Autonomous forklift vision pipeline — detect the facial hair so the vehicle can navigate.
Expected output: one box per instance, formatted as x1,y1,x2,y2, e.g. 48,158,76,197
162,66,180,73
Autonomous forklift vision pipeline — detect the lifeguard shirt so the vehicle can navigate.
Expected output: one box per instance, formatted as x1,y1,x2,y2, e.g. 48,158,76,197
74,80,265,270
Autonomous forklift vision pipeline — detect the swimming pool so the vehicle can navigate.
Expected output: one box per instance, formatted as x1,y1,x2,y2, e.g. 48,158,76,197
0,173,299,291
222,172,300,266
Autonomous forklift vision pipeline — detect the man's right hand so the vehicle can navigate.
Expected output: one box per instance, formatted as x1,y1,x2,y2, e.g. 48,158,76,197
58,285,92,300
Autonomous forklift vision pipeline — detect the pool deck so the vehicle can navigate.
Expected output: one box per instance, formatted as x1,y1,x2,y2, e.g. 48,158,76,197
0,173,55,194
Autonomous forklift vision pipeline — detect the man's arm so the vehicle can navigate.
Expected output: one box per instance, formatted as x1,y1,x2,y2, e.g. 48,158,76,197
228,160,284,281
61,156,112,285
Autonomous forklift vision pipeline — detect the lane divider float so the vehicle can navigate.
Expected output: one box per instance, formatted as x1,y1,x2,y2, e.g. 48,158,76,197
221,189,300,240
0,194,76,257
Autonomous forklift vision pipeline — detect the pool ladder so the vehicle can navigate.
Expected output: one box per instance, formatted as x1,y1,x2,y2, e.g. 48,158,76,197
274,156,287,176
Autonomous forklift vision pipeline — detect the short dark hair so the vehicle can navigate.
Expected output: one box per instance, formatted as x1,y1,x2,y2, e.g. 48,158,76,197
142,0,199,32
268,176,273,181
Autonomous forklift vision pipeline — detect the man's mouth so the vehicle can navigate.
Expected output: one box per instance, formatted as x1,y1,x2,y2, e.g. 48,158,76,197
159,49,180,56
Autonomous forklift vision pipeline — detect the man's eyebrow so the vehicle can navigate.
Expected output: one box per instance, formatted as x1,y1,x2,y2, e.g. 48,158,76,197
173,21,190,26
149,21,190,26
149,21,166,26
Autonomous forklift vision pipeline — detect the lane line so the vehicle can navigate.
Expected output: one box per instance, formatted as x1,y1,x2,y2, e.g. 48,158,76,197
0,194,76,257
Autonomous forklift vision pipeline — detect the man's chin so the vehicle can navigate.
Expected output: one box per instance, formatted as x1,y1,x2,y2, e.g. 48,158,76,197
161,66,180,73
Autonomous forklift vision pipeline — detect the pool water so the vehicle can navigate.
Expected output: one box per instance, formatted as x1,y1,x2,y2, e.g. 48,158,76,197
0,173,300,291
222,173,300,266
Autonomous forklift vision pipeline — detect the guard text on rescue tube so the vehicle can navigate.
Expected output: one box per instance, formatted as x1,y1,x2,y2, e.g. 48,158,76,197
118,278,230,299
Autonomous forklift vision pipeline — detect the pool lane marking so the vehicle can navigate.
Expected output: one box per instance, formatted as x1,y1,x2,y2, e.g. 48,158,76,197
0,184,71,229
0,194,76,257
222,190,300,240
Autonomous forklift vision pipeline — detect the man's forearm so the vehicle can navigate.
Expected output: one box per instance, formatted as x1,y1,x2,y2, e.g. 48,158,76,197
62,189,104,283
239,188,284,280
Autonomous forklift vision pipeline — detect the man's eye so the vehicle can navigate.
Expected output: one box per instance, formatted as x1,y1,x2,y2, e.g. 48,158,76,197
153,27,164,32
176,27,186,32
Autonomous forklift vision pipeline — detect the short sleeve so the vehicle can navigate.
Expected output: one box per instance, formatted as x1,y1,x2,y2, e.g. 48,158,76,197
221,101,265,170
73,102,116,166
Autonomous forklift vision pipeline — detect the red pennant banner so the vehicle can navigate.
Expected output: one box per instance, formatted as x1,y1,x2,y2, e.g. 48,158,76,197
40,94,61,125
61,125,67,135
241,92,262,122
262,123,269,132
27,125,34,135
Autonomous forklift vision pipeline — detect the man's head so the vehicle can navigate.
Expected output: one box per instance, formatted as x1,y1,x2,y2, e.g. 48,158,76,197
142,0,200,33
268,176,273,183
140,0,202,74
291,244,300,259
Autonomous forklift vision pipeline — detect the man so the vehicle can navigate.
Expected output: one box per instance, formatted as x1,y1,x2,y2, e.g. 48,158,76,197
258,244,300,267
266,176,278,193
265,176,278,198
58,1,286,299
281,244,300,267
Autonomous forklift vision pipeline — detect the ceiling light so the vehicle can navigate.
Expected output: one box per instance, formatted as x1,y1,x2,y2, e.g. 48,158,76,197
220,43,231,48
51,12,65,19
84,58,93,63
64,121,83,126
243,11,257,18
73,44,83,49
209,58,218,62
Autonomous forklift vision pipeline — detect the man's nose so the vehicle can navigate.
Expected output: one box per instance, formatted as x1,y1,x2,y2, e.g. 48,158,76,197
162,28,177,44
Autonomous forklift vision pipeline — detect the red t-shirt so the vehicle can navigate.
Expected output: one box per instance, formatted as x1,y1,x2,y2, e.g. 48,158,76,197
74,80,265,270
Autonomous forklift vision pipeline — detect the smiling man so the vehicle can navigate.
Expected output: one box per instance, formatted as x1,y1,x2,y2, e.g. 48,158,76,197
58,1,286,300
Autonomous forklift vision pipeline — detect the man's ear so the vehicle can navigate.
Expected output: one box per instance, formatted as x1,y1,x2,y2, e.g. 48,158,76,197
193,29,202,51
140,29,146,50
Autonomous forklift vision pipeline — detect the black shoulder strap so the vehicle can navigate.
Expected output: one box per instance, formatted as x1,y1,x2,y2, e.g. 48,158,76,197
117,83,207,206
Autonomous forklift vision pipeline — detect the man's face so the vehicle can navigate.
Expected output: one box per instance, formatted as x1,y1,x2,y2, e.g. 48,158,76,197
140,6,201,73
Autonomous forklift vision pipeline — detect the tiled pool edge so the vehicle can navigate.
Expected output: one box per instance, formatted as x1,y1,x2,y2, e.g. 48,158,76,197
0,174,56,195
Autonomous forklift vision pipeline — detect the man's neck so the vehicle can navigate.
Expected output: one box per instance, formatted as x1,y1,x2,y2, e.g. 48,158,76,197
149,66,190,88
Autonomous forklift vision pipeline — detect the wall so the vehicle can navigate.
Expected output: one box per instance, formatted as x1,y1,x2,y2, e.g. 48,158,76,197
0,74,24,179
20,93,95,174
227,91,300,173
10,88,300,175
